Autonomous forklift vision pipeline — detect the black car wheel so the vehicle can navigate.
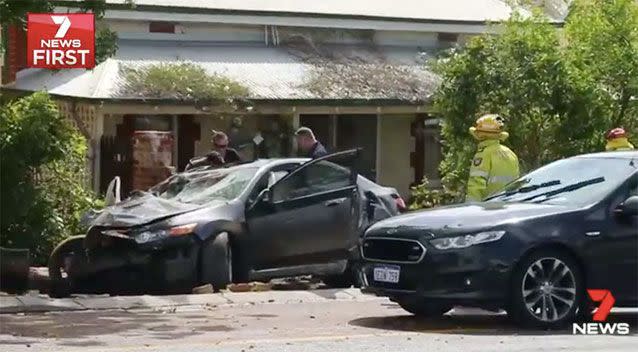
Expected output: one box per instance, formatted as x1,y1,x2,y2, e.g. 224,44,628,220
200,232,232,291
396,297,452,318
48,235,85,298
510,249,583,328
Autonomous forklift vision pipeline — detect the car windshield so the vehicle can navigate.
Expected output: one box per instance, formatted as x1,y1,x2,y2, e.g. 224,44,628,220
486,157,637,206
152,166,259,205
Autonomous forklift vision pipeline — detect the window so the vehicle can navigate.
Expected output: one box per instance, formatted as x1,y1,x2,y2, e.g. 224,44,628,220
273,161,351,202
149,22,175,33
487,158,637,206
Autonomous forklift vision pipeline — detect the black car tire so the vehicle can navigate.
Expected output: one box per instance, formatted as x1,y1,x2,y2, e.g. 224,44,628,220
509,249,584,329
200,232,232,292
322,263,356,288
396,298,452,317
48,235,85,298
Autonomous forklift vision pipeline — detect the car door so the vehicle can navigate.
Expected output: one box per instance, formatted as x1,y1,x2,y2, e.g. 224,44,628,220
583,173,638,304
246,150,360,271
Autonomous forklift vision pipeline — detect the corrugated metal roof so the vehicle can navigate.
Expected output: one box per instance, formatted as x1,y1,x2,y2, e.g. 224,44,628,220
8,40,440,102
103,0,521,23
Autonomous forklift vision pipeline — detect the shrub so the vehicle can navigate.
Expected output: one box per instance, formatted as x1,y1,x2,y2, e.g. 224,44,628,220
409,177,463,210
0,92,101,264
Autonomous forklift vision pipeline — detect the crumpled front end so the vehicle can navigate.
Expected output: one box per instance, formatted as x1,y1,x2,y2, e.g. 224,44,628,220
68,226,199,294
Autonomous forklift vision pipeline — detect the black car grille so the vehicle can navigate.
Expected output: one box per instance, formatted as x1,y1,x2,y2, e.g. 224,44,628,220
362,238,426,263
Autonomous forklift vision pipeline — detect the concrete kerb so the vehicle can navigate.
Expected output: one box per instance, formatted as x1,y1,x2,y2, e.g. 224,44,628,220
0,288,384,314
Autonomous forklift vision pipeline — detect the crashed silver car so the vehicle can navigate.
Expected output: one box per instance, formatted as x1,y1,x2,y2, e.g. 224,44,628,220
48,150,405,296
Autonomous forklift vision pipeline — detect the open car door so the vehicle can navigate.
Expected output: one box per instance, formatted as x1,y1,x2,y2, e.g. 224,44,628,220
246,149,361,272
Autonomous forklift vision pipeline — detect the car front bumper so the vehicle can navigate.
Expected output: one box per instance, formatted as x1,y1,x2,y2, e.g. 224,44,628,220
359,236,522,307
67,235,199,292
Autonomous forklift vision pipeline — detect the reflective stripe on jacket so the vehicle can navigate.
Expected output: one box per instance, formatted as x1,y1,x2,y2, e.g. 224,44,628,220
606,138,635,151
467,139,520,202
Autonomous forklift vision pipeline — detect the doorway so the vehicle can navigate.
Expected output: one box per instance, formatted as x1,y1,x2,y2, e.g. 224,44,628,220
336,115,378,181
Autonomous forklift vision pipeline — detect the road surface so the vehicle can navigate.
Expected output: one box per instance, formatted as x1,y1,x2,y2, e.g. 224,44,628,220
1,299,636,351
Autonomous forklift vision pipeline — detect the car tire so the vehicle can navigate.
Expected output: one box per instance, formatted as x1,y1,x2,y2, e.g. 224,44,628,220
48,235,85,298
200,232,232,292
322,264,356,288
509,249,584,329
396,298,452,317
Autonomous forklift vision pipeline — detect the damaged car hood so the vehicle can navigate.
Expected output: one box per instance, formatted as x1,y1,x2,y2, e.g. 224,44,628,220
87,193,204,228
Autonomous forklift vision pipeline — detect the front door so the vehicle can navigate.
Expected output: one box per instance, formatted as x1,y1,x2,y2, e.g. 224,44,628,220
246,151,360,271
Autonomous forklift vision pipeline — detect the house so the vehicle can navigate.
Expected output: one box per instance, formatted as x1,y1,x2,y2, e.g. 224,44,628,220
1,0,536,197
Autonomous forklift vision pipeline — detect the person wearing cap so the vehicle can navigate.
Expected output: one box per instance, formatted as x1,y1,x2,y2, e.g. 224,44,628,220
467,114,520,202
605,127,634,151
211,130,242,164
295,127,328,159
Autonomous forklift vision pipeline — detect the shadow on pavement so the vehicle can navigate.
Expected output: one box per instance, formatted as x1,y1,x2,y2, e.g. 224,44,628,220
349,311,638,336
0,309,235,346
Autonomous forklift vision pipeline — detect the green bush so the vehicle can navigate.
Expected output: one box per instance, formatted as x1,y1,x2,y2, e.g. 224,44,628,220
409,177,462,210
421,1,638,210
0,92,101,264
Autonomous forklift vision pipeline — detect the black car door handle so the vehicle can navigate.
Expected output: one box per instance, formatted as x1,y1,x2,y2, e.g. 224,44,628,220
325,198,346,207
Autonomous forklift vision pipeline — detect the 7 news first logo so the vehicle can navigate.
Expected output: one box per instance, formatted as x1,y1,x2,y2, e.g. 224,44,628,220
27,13,95,69
572,289,630,335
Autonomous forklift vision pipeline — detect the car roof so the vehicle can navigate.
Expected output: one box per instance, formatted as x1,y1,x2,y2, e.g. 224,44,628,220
572,151,637,160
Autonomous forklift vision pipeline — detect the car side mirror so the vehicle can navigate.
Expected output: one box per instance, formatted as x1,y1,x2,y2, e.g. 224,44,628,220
616,196,638,217
261,188,273,204
248,188,272,212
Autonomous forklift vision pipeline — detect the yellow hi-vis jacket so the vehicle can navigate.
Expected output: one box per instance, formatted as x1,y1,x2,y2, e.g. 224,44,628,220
606,138,635,151
467,139,520,202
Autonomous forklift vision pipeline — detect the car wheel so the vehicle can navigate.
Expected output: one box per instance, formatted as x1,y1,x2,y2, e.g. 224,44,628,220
510,249,583,328
322,264,355,288
396,298,452,317
48,235,85,298
200,232,232,292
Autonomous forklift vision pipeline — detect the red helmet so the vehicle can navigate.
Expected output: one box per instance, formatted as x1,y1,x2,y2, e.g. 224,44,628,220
606,127,627,140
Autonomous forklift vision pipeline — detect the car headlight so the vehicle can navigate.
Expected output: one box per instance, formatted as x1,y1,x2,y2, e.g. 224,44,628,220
429,230,506,250
134,223,198,244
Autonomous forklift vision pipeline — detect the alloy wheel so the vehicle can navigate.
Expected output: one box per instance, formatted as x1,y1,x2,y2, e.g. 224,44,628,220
521,257,577,323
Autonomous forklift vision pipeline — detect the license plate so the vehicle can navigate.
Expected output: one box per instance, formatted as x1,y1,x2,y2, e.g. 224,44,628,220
373,265,400,283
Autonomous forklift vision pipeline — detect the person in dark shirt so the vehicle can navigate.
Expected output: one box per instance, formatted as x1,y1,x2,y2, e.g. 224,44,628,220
211,130,242,164
295,127,328,158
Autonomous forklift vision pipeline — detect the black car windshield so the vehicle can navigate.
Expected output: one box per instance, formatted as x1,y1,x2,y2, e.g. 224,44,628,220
153,167,259,205
486,157,637,206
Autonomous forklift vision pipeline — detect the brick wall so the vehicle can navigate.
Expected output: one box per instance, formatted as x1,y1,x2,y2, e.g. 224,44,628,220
3,25,27,84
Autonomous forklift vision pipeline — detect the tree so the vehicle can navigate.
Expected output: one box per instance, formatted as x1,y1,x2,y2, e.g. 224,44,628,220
414,0,638,208
564,0,638,132
0,92,101,264
0,0,133,64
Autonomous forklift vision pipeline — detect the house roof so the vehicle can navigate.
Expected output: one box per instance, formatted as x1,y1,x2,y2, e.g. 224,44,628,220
5,40,440,103
102,0,525,23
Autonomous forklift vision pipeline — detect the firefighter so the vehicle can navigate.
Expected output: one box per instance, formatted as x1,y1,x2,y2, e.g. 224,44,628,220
605,127,634,151
466,114,520,202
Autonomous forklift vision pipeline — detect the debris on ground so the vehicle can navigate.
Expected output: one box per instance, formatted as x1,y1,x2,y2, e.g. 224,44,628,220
226,282,272,292
192,284,214,294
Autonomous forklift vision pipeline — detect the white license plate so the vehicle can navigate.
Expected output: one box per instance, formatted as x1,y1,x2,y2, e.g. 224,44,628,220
373,265,400,283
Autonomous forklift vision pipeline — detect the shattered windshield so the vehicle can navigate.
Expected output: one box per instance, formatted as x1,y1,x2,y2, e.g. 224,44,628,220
153,167,259,205
486,157,637,206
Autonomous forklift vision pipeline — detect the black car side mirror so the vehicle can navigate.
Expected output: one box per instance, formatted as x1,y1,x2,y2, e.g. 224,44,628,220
248,188,273,212
261,188,273,204
615,196,638,217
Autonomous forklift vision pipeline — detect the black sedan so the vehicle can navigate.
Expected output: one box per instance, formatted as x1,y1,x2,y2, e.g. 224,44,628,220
48,150,405,296
360,151,638,328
